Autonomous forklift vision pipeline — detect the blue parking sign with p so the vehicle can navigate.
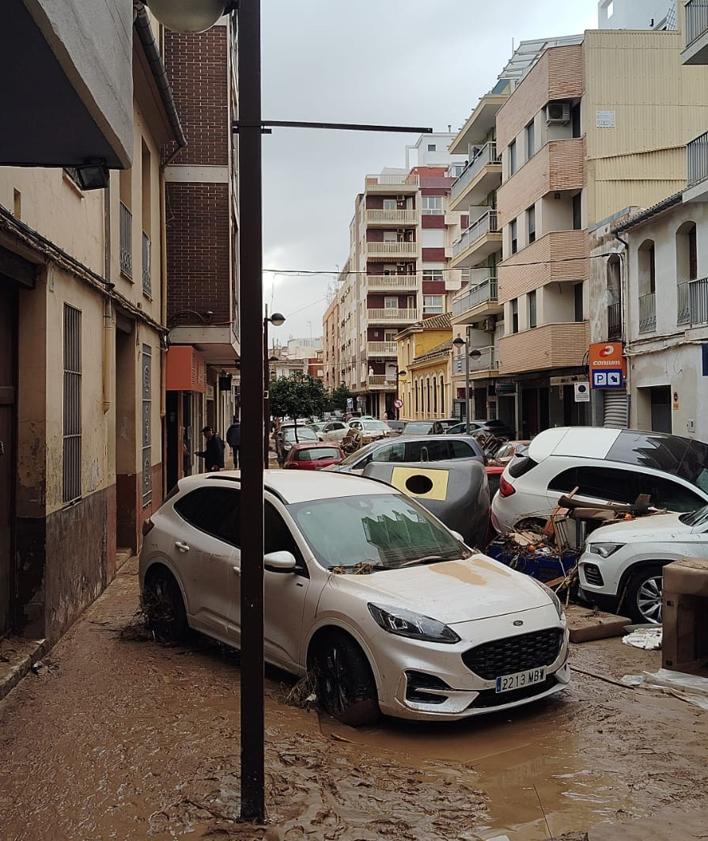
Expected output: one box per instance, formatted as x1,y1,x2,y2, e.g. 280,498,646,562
593,369,623,389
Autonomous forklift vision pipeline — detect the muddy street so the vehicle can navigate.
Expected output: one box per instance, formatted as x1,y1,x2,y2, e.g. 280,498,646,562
0,559,706,841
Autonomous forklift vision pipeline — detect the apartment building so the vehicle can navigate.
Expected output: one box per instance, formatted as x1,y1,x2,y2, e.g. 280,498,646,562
327,135,465,417
0,9,183,641
163,15,240,488
494,27,708,439
322,295,339,392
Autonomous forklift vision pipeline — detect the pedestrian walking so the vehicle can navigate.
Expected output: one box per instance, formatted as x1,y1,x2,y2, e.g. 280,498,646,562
226,414,241,468
195,425,225,471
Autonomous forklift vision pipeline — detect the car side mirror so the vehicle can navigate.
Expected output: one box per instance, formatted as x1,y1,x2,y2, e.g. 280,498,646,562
450,530,465,544
264,551,298,573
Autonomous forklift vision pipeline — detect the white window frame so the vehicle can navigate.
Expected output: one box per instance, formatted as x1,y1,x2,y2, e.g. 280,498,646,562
422,196,443,216
423,295,444,314
384,296,399,309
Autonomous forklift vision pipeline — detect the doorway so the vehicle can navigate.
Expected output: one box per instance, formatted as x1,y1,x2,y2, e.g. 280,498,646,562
115,323,137,552
0,282,17,636
650,386,672,433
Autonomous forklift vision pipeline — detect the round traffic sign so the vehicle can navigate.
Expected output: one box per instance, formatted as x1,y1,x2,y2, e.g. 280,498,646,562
394,399,403,409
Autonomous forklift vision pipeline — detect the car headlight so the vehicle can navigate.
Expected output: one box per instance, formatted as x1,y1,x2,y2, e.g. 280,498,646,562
367,603,460,644
531,578,564,619
587,542,624,558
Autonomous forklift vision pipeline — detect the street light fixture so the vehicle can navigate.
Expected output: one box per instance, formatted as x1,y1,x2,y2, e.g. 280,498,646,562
264,309,286,467
146,0,237,32
395,368,406,420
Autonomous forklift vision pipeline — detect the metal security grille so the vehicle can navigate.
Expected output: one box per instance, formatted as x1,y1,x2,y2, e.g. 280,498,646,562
142,231,151,297
461,628,563,680
604,391,629,429
63,305,81,503
119,201,132,279
142,344,152,505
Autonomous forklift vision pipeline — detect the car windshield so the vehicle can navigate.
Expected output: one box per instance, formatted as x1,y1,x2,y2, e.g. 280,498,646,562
283,427,318,442
607,431,708,493
297,447,340,461
679,504,708,527
362,420,388,431
403,422,432,434
338,441,378,466
288,493,471,571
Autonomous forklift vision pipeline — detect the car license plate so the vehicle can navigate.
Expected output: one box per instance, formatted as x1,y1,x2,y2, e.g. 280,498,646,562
495,667,546,693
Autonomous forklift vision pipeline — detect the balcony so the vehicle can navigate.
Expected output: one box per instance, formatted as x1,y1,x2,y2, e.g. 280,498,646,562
366,208,417,226
368,308,419,324
689,277,708,325
685,131,708,203
499,230,587,303
368,375,397,389
449,142,502,211
498,321,589,375
452,345,497,379
639,292,656,333
142,231,151,297
119,201,132,279
365,174,417,193
607,301,622,341
367,341,398,356
451,274,502,324
366,241,417,258
366,274,419,292
449,209,501,268
497,138,584,226
682,0,708,65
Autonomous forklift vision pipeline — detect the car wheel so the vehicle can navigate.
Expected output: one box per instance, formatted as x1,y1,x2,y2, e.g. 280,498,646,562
311,632,380,727
143,567,189,641
624,564,664,624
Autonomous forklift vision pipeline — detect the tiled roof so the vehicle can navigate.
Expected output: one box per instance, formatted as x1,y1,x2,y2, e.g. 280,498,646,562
613,192,683,233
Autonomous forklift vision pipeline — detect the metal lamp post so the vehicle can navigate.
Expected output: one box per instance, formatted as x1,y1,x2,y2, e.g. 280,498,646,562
396,368,406,420
263,308,285,467
452,335,470,434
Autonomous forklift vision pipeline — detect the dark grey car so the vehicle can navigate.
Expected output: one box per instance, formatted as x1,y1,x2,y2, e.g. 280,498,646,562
329,434,485,475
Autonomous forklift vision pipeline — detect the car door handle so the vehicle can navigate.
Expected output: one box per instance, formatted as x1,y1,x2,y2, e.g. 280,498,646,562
232,565,241,575
175,540,190,552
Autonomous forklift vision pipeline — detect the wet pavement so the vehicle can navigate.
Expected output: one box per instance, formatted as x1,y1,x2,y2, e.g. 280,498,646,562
0,559,706,841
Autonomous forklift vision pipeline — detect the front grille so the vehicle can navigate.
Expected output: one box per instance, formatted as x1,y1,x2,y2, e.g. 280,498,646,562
470,676,558,709
461,628,564,680
405,671,450,705
582,563,604,587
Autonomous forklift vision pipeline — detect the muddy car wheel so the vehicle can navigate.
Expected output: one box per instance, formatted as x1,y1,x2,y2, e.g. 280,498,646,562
312,632,380,727
625,564,663,624
143,568,189,641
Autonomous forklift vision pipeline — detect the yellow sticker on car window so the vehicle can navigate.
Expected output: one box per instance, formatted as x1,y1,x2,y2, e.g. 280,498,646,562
390,466,449,501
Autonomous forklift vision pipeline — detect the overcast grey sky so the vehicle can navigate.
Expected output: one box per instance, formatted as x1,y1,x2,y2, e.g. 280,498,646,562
261,0,598,340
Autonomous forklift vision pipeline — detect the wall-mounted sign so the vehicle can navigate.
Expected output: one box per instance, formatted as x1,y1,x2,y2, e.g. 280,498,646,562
596,110,616,128
574,382,590,403
589,342,626,389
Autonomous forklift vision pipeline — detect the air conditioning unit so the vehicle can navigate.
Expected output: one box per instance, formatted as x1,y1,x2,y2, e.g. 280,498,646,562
483,316,497,332
546,101,571,126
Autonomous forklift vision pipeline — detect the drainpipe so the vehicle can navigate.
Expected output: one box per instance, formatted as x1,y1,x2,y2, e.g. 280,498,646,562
103,181,114,414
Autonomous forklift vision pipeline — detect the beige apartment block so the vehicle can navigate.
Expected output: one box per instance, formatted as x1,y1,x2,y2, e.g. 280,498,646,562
494,29,708,437
0,8,183,643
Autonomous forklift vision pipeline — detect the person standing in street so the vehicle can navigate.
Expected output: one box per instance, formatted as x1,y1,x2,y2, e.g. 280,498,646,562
226,414,241,468
195,426,225,472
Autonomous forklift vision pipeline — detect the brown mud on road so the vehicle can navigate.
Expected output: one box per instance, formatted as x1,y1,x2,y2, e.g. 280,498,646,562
0,559,706,841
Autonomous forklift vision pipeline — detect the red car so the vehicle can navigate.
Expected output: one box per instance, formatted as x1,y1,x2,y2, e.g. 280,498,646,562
284,443,344,470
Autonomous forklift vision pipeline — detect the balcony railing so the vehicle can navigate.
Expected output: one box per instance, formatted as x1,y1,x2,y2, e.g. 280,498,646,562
366,274,418,291
639,292,656,333
367,341,398,355
119,202,132,279
685,0,708,47
368,375,397,387
677,282,691,325
142,231,151,296
687,130,708,189
366,208,417,225
368,308,419,322
607,301,622,340
450,142,500,203
452,276,498,316
367,241,417,257
453,345,497,375
689,277,708,325
451,210,498,258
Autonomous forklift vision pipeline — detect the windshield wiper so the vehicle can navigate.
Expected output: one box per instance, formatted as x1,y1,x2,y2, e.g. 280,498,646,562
396,553,457,569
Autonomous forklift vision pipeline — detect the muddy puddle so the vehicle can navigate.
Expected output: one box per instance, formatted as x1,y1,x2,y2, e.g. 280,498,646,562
320,695,634,841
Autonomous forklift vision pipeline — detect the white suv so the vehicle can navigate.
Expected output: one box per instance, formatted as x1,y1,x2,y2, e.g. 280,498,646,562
491,427,708,536
578,505,708,623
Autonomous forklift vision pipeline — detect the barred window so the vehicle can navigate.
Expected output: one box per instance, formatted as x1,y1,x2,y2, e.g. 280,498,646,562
63,305,82,503
142,344,152,506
